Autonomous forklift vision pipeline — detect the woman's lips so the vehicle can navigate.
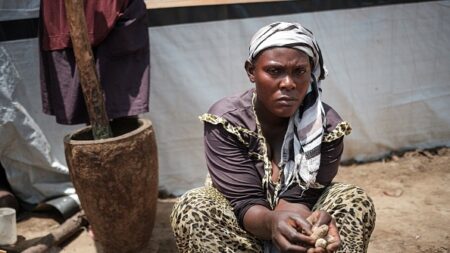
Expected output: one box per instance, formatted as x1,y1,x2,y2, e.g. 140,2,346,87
276,96,298,106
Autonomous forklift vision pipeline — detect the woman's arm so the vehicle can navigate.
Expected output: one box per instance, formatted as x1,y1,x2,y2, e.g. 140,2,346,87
204,122,271,226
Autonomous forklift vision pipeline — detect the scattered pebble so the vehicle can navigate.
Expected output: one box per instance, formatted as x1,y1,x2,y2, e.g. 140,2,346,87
383,188,403,197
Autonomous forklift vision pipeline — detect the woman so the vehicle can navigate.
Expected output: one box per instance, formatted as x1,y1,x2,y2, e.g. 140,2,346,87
171,22,376,253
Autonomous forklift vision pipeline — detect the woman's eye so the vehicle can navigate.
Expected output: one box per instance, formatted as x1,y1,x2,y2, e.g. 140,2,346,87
267,68,281,75
295,68,306,76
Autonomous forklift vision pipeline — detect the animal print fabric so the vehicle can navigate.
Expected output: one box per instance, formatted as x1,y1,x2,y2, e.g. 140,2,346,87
170,183,376,253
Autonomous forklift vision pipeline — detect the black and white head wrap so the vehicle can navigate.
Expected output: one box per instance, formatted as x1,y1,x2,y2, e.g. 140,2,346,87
249,22,328,207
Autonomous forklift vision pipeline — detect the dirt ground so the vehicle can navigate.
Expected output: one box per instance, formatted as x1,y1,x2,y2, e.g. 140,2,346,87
6,147,450,253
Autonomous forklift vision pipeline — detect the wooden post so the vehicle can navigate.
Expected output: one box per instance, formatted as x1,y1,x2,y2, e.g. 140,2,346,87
64,0,112,139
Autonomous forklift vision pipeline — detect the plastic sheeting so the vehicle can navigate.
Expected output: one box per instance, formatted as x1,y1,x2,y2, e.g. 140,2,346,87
0,1,449,197
0,45,79,215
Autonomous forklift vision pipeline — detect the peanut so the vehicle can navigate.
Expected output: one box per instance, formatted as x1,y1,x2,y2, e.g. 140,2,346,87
315,238,328,248
310,224,328,241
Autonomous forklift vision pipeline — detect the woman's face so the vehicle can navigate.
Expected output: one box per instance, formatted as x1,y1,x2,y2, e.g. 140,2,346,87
246,47,312,119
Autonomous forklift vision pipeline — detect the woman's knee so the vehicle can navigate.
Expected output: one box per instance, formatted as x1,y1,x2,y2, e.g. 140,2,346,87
170,187,205,228
317,183,376,216
342,183,375,215
170,186,233,230
327,183,376,231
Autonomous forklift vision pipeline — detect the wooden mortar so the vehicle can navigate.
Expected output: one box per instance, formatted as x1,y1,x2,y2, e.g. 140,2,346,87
64,118,158,253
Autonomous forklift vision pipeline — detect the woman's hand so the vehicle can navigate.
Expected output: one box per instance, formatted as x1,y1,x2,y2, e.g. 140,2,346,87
325,219,340,252
244,204,340,252
306,210,332,227
304,210,341,253
270,210,316,252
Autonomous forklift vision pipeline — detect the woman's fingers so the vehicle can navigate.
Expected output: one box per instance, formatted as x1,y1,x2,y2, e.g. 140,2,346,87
326,219,341,251
317,211,332,226
273,215,319,252
272,211,341,252
292,216,313,235
277,218,315,245
309,210,332,227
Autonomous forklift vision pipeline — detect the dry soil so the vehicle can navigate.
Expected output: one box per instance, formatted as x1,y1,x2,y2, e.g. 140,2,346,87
8,147,450,253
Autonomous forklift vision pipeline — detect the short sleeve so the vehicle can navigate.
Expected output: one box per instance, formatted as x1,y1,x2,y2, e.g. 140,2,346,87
204,122,271,227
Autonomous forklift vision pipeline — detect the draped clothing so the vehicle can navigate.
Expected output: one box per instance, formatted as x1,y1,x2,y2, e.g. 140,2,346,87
200,88,350,226
39,0,150,124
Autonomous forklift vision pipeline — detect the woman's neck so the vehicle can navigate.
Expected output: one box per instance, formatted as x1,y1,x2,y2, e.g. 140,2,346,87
255,101,289,182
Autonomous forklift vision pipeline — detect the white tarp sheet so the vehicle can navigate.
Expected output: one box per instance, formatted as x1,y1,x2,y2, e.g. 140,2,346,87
0,46,79,206
0,1,449,197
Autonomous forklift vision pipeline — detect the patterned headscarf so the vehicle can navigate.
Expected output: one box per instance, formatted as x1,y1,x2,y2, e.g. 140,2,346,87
249,22,328,207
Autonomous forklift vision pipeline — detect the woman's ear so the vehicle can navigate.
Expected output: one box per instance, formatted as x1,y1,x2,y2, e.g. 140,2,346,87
244,60,256,83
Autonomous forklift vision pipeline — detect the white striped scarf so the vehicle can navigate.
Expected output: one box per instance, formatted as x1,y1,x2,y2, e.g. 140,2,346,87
248,22,328,208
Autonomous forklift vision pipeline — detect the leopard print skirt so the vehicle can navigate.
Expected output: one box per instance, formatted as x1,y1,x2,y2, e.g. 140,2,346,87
170,183,376,253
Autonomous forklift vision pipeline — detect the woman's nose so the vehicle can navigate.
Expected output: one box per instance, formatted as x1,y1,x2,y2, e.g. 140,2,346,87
279,75,296,90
